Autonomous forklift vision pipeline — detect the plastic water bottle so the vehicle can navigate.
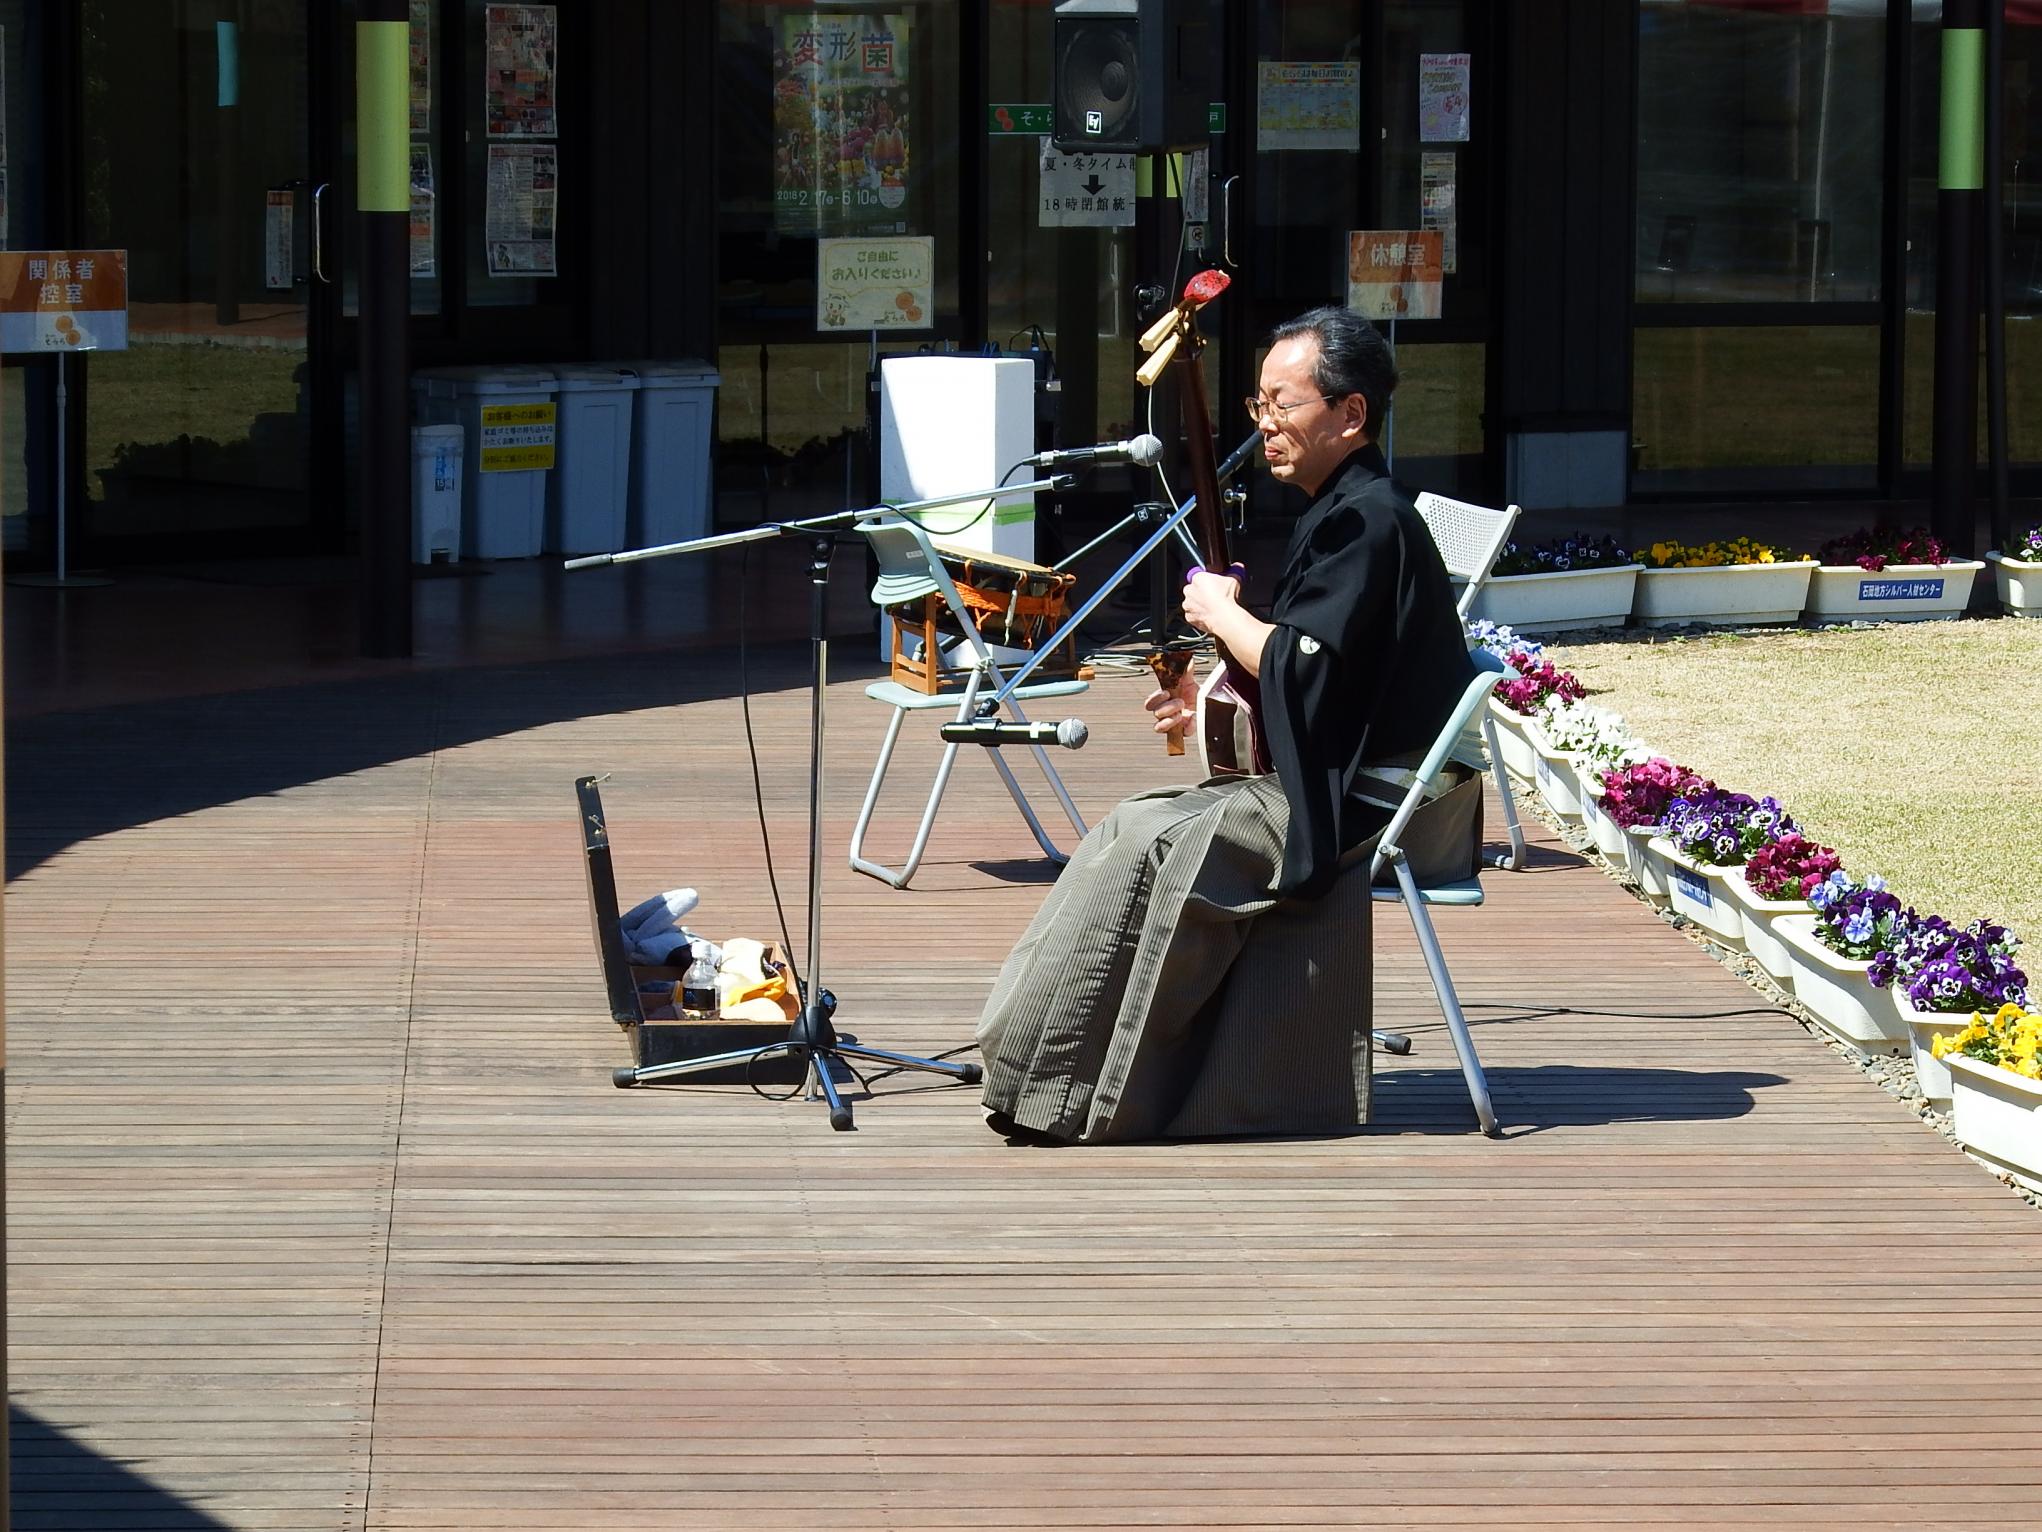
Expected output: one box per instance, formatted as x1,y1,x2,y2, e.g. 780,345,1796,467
680,939,718,1019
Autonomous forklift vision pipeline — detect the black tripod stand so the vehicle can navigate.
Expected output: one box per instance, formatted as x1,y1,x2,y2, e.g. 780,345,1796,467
567,485,1059,1128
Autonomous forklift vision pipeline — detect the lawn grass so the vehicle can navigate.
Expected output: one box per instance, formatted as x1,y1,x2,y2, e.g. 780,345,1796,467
1544,618,2040,943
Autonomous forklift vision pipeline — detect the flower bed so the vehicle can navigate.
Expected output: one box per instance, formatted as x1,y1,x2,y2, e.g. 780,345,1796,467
1777,873,1909,1052
1805,524,1982,622
1596,759,1713,904
1647,791,1796,950
1730,834,1843,992
1871,915,2028,1109
1934,1005,2042,1190
1469,534,1641,633
1633,539,1815,628
1985,526,2042,618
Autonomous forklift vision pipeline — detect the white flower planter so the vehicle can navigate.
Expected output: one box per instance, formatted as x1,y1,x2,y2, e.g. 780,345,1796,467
1579,780,1629,866
1485,696,1539,782
1468,564,1643,634
1985,552,2042,618
1623,825,1671,903
1897,994,1976,1111
1803,560,1983,623
1775,913,1907,1054
1947,1053,2042,1193
1633,562,1815,628
1649,836,1745,949
1721,868,1806,993
1530,732,1586,821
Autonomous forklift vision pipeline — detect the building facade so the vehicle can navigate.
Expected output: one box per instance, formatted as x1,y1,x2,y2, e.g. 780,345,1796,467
3,1,2038,571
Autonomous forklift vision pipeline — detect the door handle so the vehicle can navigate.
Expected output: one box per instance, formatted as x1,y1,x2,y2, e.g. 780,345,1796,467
1221,175,1240,269
312,182,331,284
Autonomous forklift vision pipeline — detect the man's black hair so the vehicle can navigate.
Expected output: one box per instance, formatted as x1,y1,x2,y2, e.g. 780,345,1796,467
1265,306,1397,442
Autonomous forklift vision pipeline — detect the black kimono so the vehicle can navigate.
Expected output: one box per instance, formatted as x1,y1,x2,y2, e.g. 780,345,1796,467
974,444,1477,1144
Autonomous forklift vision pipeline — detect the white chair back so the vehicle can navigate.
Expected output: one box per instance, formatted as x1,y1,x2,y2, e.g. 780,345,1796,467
859,516,992,670
1413,492,1522,620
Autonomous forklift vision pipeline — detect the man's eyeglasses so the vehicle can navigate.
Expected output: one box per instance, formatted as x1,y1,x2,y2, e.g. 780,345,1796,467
1244,393,1338,424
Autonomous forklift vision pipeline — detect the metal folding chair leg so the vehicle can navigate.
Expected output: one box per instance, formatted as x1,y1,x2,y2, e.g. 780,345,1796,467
849,706,967,889
984,741,1086,861
849,676,1089,889
1391,857,1500,1137
1481,712,1529,871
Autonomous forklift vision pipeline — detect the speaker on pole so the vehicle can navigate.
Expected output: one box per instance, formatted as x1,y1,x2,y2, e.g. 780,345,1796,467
1052,0,1211,155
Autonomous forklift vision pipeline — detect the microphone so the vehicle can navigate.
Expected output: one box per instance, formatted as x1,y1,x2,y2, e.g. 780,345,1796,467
1026,434,1164,469
938,717,1089,749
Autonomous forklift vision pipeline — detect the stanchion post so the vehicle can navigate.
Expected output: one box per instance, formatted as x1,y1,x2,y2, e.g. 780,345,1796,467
358,1,412,657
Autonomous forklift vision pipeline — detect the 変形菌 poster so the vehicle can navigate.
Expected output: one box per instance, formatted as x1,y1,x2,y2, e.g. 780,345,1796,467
774,13,912,237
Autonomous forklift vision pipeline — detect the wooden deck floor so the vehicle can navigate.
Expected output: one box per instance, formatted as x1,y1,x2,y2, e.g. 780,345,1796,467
8,639,2042,1530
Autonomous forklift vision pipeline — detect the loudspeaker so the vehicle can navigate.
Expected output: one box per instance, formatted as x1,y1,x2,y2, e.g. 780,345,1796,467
1052,0,1211,155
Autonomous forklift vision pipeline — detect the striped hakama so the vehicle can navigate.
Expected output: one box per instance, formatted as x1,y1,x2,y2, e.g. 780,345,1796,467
975,773,1376,1144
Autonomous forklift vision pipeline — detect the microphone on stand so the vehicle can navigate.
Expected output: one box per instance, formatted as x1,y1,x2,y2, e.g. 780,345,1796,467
938,717,1089,749
1025,434,1165,469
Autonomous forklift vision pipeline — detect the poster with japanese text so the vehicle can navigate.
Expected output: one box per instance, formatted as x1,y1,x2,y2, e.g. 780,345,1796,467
409,1,432,135
1256,61,1359,152
264,190,293,290
1038,141,1135,229
1420,152,1457,274
1419,53,1471,143
816,236,932,331
485,144,556,275
0,251,129,352
774,13,912,236
410,146,437,276
1346,230,1443,321
484,4,557,139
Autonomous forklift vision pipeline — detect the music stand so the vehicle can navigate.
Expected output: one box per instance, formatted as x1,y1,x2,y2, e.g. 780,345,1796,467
565,478,1066,1129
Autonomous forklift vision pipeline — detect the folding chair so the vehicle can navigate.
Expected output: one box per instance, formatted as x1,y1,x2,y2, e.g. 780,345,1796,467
1413,489,1530,873
848,517,1090,890
1362,647,1510,1137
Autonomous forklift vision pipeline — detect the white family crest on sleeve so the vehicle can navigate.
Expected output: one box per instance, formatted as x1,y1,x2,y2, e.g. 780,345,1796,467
1296,634,1322,656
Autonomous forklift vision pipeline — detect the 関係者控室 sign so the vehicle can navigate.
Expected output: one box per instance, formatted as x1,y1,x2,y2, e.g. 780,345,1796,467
0,250,129,352
479,402,556,471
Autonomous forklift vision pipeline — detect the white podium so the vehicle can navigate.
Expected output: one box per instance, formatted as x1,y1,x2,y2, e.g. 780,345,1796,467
877,355,1037,563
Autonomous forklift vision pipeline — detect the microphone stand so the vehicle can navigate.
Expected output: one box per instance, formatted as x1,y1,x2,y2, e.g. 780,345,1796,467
996,429,1262,703
567,476,1068,1129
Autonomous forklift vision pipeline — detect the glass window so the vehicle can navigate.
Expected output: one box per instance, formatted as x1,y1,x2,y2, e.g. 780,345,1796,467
466,0,566,308
714,2,963,520
77,0,314,542
1636,1,1885,303
1633,325,1880,494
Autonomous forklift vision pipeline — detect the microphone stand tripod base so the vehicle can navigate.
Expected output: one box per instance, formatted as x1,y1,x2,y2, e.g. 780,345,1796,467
612,996,983,1132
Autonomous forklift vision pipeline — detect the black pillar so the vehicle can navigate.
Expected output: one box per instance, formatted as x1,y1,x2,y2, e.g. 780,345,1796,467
1985,0,2010,554
359,0,412,657
1932,0,1984,558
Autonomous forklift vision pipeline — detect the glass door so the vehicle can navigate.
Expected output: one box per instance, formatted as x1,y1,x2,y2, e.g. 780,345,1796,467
76,0,336,558
1219,0,1492,506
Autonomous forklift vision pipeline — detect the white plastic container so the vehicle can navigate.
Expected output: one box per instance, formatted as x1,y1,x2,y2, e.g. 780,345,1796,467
410,425,465,564
620,359,721,548
548,365,640,555
412,365,557,559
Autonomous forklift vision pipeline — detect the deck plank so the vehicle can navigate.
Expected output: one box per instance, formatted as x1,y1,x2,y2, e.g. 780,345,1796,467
8,642,2042,1531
